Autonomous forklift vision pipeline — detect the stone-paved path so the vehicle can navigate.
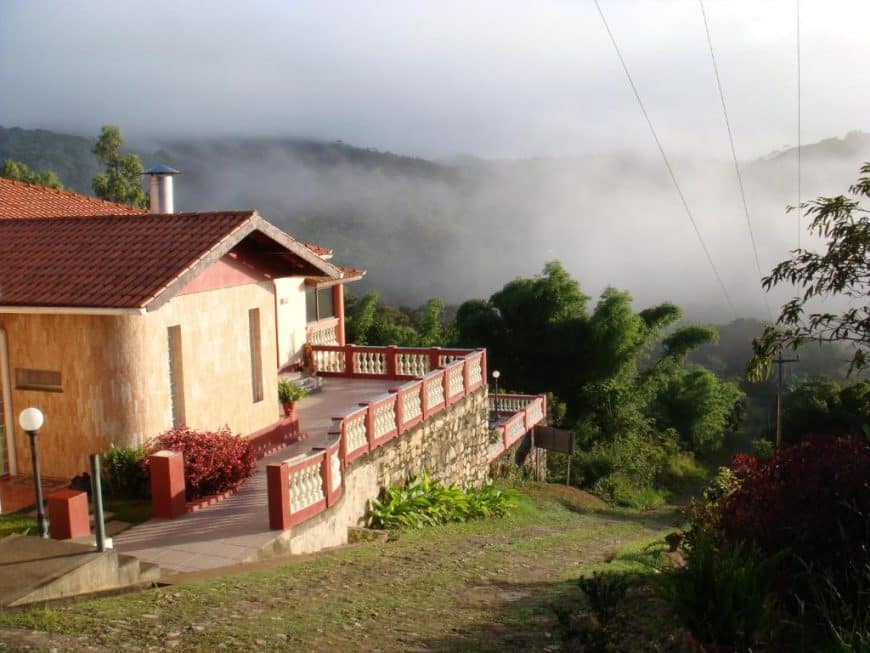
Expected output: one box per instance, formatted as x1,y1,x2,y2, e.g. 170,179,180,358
114,378,394,573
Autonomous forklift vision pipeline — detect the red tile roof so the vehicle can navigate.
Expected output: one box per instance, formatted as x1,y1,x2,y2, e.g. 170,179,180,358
0,212,255,309
0,177,146,218
338,265,366,280
301,241,333,257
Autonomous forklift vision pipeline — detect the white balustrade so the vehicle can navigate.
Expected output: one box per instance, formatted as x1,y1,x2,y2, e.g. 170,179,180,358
345,413,367,454
330,450,342,493
308,320,338,346
314,349,346,374
289,462,325,513
467,356,483,387
373,400,397,439
507,418,525,441
354,350,387,375
401,388,422,423
426,378,445,408
446,365,464,398
438,354,463,367
490,395,528,414
397,352,429,377
527,399,544,424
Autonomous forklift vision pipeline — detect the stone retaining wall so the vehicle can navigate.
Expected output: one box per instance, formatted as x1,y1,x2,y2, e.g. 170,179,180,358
281,388,488,554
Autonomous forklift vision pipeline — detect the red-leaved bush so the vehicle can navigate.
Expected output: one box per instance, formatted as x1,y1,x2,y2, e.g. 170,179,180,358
722,436,870,592
149,426,256,501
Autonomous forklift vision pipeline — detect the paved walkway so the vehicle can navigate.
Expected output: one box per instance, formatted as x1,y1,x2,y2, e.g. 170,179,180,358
114,378,394,574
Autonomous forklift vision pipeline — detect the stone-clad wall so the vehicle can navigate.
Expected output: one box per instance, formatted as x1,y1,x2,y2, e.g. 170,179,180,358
372,387,490,489
282,387,489,554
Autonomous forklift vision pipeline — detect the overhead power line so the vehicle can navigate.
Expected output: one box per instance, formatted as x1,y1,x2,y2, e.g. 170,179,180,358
697,0,774,322
592,0,737,318
797,0,802,249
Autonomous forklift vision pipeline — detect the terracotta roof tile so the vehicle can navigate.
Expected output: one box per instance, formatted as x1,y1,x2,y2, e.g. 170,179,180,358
0,212,254,309
0,177,146,218
338,265,366,279
301,241,333,256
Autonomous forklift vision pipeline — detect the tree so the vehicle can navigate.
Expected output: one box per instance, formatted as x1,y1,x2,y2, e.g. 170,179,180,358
782,377,870,443
91,126,148,208
0,158,64,189
749,162,870,378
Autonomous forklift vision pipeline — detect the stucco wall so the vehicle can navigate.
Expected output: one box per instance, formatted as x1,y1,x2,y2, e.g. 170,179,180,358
283,388,489,554
274,277,307,368
0,281,280,478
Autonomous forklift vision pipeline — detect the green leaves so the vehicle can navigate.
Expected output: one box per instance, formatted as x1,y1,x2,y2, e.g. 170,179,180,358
750,162,869,378
0,158,64,189
368,474,513,530
91,125,148,209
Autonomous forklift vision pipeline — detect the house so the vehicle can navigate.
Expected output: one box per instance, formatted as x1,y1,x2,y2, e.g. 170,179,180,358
0,174,363,479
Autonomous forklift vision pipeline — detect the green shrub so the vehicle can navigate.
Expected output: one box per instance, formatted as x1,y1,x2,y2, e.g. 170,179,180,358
807,560,870,652
593,473,667,510
659,451,709,496
661,530,784,649
578,571,632,624
369,473,512,530
681,466,740,549
102,444,149,499
751,438,775,460
577,429,678,489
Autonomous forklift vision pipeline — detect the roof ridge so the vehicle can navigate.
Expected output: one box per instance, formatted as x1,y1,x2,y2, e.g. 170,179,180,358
0,176,147,213
4,209,257,222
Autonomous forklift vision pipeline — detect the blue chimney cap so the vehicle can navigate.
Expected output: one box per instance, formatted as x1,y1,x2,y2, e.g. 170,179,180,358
144,164,180,175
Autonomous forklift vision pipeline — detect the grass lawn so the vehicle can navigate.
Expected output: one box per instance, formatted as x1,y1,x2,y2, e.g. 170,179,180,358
0,482,680,652
0,511,37,538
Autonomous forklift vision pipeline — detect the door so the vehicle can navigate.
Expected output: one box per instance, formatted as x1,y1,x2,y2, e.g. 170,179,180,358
0,330,13,475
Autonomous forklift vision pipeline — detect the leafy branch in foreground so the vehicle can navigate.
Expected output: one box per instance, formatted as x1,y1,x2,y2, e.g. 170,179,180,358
749,162,869,380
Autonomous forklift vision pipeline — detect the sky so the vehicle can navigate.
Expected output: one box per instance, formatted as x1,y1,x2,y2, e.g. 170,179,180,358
1,0,869,160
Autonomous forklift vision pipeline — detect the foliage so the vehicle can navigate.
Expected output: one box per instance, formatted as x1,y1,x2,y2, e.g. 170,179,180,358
650,364,746,452
722,437,870,616
575,432,677,488
751,438,775,460
149,426,256,500
0,158,64,189
593,473,667,510
805,560,870,653
368,473,512,530
661,531,783,648
577,571,632,624
783,377,870,443
679,465,741,557
277,378,306,403
457,263,744,505
658,451,710,497
91,125,148,208
749,162,870,378
345,291,450,347
102,444,149,499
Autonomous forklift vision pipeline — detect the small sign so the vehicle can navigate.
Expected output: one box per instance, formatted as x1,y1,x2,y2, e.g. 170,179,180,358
533,426,575,455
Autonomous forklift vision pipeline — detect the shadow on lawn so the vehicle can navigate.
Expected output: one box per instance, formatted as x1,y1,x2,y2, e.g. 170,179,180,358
414,576,582,653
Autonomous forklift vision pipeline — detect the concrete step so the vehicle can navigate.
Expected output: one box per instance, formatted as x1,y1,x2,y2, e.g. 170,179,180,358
0,534,162,606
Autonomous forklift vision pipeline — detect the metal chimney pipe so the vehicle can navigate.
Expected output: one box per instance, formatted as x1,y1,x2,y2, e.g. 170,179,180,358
143,164,180,214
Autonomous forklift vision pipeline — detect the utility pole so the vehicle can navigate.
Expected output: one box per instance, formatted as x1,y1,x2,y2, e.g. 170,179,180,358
774,348,800,451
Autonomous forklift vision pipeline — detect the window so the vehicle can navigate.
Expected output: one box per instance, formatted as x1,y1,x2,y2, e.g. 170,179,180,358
168,326,186,427
305,286,335,323
15,368,62,392
249,308,264,403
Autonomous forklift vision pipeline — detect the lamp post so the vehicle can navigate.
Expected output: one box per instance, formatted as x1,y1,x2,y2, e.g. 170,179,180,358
19,407,48,538
491,369,501,418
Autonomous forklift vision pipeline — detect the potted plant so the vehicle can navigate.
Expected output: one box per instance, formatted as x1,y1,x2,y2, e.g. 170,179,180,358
301,342,315,372
278,378,307,419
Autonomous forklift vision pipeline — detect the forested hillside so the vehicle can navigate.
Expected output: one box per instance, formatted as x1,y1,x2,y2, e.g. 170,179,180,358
3,125,869,319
